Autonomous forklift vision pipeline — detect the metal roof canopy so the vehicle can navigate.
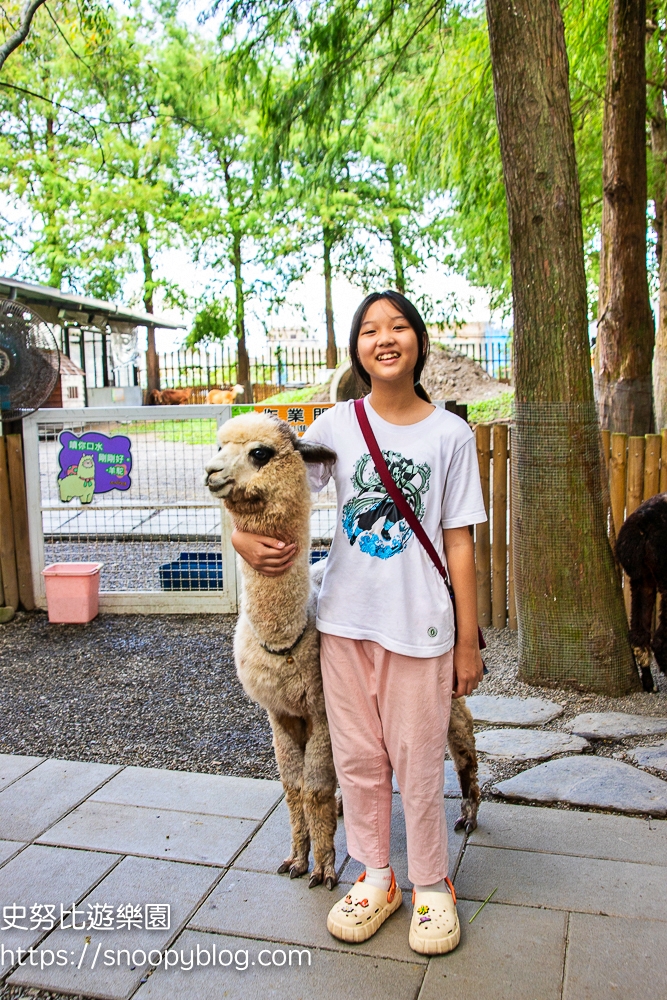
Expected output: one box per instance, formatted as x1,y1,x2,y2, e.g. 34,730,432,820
0,275,183,330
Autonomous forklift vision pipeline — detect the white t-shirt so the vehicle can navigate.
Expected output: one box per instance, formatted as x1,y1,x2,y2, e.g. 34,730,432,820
302,398,487,657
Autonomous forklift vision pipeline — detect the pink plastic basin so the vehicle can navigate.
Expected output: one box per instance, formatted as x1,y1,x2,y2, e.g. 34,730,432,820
41,563,103,623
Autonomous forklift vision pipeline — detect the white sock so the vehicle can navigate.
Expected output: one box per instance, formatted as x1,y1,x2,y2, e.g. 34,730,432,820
365,865,392,891
414,879,448,894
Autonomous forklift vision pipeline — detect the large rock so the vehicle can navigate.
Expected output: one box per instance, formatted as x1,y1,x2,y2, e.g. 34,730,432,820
566,712,667,740
628,740,667,774
465,694,564,726
475,728,589,761
493,756,667,816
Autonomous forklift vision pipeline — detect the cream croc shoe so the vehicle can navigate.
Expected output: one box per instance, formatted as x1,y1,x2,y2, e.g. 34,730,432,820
327,869,402,943
409,878,461,955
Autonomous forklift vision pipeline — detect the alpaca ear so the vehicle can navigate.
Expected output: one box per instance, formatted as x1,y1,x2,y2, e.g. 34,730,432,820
294,440,337,465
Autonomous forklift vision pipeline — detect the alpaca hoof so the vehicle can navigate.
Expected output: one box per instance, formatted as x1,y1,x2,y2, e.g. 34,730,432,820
308,871,323,889
465,818,477,834
289,862,307,879
454,816,466,832
325,874,337,891
277,860,292,874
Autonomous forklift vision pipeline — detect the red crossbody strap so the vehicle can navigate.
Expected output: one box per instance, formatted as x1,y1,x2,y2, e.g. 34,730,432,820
354,398,452,590
354,398,486,653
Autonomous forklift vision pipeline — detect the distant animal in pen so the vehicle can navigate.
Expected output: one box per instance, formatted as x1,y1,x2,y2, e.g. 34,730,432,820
206,385,244,404
204,414,480,889
616,492,667,693
148,388,193,405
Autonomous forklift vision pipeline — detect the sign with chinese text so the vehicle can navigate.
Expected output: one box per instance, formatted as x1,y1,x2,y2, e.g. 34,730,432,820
57,431,132,504
231,403,334,437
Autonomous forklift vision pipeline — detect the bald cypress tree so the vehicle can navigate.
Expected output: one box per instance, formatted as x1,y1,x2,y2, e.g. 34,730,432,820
485,0,638,693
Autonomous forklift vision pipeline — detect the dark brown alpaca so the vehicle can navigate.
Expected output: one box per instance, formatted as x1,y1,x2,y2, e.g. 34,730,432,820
615,492,667,692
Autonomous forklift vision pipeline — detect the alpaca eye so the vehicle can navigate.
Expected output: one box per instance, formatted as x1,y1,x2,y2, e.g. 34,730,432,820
249,447,275,467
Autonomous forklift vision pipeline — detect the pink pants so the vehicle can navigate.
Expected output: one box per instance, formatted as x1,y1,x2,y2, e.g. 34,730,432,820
319,633,454,885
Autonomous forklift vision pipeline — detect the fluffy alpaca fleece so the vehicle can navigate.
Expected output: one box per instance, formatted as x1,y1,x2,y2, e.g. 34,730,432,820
616,492,667,692
205,412,339,888
448,697,480,833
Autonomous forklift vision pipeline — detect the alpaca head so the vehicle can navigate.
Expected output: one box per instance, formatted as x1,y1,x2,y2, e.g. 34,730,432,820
204,413,335,515
77,455,95,478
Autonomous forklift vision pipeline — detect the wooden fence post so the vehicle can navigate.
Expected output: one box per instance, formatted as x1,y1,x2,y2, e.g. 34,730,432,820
475,425,491,626
492,423,508,629
508,428,517,629
601,429,611,473
626,437,645,516
644,434,662,500
6,434,34,611
0,436,18,611
609,433,628,537
661,428,667,494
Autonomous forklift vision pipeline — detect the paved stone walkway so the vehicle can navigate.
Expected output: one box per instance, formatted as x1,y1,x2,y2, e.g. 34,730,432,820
1,753,666,1000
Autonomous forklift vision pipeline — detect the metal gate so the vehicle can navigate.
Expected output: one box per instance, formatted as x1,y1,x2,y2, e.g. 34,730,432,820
23,405,238,614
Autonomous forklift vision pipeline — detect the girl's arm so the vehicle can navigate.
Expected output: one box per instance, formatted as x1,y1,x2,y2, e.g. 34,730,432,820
443,526,484,698
231,529,296,576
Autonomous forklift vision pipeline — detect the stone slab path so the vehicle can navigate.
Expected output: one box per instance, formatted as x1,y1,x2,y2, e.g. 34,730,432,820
628,740,667,773
494,755,667,815
1,754,666,1000
566,711,667,739
475,728,589,761
465,694,564,726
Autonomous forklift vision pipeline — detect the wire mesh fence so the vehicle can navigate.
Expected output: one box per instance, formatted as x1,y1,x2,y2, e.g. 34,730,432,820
35,415,224,593
24,404,339,610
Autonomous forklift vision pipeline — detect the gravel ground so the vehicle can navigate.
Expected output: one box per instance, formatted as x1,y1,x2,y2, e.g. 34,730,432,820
1,614,666,785
0,611,277,779
1,617,666,1000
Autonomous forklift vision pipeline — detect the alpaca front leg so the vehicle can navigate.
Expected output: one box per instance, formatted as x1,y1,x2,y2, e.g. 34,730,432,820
629,578,657,692
302,716,338,890
447,698,480,834
269,712,310,879
652,590,667,676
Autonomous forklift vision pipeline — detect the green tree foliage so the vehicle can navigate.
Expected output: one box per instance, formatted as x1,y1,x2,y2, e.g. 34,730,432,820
0,2,188,307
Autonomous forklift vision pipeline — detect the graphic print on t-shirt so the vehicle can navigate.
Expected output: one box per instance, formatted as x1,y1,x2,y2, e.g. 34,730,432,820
342,450,431,559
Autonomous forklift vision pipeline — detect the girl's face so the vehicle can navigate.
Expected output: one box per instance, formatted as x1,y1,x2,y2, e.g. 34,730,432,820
356,298,421,386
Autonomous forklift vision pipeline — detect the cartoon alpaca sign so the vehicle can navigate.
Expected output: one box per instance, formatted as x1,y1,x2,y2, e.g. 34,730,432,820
57,431,132,504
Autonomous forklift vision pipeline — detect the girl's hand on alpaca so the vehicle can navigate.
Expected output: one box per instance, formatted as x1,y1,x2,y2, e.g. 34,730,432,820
452,643,484,698
231,528,296,576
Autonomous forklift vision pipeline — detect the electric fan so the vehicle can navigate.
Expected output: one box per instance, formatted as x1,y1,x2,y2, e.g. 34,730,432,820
0,297,60,420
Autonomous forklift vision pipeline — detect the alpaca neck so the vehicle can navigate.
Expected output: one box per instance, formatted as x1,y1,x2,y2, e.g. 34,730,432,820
232,493,312,647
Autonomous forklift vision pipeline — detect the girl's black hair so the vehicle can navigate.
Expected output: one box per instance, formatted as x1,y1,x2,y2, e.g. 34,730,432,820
348,290,431,402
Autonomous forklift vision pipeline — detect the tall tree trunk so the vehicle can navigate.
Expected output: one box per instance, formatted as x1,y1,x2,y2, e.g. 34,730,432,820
323,225,337,369
44,117,62,290
387,163,405,294
595,0,654,434
485,0,638,694
137,210,160,394
232,228,252,401
649,37,667,430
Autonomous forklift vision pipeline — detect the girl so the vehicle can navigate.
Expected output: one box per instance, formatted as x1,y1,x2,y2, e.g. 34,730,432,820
232,291,486,955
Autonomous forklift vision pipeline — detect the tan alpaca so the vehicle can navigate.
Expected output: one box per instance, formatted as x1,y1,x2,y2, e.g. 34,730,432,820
205,412,339,888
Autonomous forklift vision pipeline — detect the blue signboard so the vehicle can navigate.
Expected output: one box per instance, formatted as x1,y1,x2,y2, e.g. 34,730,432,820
57,431,132,504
